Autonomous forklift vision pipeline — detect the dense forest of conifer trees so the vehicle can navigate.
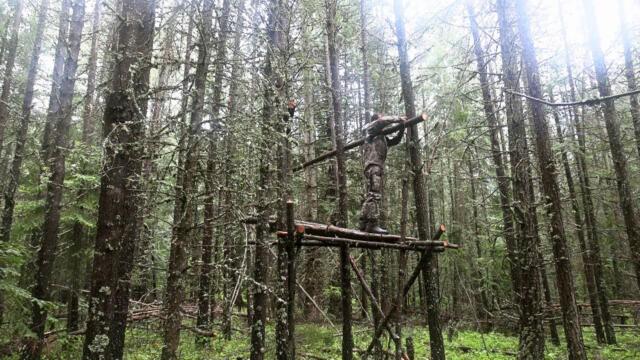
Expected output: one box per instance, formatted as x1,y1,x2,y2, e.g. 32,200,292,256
0,0,639,358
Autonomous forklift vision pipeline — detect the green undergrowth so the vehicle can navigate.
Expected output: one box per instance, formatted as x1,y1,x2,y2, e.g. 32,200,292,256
8,322,640,359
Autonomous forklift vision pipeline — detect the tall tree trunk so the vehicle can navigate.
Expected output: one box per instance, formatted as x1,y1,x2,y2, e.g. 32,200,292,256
583,0,640,291
0,0,22,163
204,0,234,339
465,0,518,294
618,0,640,160
302,21,318,222
67,0,102,332
550,88,611,344
558,2,616,344
0,0,47,246
325,1,352,359
515,1,586,358
250,0,281,358
496,1,545,358
81,0,155,357
81,0,101,144
196,141,215,343
359,0,370,122
134,13,180,303
23,1,85,358
41,0,71,164
394,1,444,358
395,177,409,359
0,16,10,66
161,0,212,357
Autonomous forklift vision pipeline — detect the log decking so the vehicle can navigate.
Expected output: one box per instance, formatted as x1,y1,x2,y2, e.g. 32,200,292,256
273,219,459,252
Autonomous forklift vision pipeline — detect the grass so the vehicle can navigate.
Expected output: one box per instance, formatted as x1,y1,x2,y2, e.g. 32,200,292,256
7,322,640,359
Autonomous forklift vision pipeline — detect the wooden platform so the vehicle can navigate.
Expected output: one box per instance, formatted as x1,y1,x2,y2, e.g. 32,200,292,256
274,220,459,252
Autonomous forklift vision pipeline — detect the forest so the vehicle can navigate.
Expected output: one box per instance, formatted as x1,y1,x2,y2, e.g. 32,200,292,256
0,0,639,358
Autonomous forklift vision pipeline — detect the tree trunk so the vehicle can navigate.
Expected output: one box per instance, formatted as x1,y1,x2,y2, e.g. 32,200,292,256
0,0,48,246
206,0,233,339
394,1,444,359
81,0,155,357
550,88,609,344
250,0,281,358
40,0,71,165
161,0,212,357
558,2,616,345
465,0,518,295
197,142,215,343
496,1,545,357
1,0,70,326
301,23,318,221
583,0,640,292
515,1,586,358
325,0,352,358
359,0,371,122
81,0,101,144
23,0,85,358
67,0,102,332
618,0,640,161
0,0,23,163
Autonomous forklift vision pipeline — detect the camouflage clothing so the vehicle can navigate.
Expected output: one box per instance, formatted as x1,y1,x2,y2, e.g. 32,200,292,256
359,116,405,231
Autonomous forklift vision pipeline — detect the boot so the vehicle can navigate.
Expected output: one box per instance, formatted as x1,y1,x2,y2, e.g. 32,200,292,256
358,218,367,231
365,221,389,234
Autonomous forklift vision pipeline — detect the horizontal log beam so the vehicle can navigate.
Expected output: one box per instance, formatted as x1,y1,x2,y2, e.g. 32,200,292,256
289,220,418,243
297,235,446,252
293,113,427,172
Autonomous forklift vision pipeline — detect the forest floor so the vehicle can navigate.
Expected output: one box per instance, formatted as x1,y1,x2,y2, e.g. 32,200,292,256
10,321,640,359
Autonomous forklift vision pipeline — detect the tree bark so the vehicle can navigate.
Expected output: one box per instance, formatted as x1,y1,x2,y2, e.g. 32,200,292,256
250,0,281,358
67,0,102,332
325,0,352,358
161,0,213,357
0,0,48,247
496,1,545,358
550,88,610,344
465,0,518,295
81,0,101,144
558,2,616,344
394,1,444,359
618,0,640,161
0,0,23,163
23,0,85,358
583,0,640,292
206,0,233,339
82,0,155,357
359,0,371,122
515,1,586,358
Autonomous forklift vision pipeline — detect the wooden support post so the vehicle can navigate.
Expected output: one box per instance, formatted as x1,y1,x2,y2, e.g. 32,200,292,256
285,200,296,358
277,201,296,360
363,225,446,358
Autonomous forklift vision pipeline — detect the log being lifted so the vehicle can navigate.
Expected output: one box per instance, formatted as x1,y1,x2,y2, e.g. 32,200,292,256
291,220,417,243
293,113,428,172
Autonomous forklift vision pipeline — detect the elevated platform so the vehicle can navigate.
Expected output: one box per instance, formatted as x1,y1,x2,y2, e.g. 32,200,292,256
274,220,459,252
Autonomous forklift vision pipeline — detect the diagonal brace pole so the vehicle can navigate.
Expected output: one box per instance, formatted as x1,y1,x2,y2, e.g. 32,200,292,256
363,224,446,358
348,255,402,352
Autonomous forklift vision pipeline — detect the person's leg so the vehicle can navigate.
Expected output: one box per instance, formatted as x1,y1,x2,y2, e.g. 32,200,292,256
361,166,387,233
